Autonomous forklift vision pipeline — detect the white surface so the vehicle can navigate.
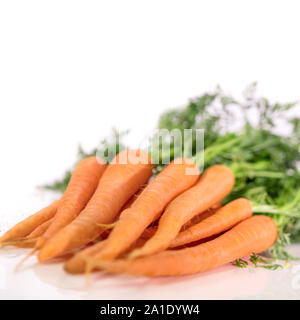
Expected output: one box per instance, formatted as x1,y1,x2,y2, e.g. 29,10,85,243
0,238,300,300
0,193,300,300
1,1,300,300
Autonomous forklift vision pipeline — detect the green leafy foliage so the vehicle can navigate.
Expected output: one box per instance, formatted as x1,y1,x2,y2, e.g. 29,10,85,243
249,253,283,270
232,253,283,270
43,170,72,194
232,259,248,268
156,83,300,259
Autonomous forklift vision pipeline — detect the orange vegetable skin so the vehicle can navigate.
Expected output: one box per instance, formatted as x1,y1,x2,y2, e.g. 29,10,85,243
93,158,199,261
64,227,156,274
170,198,252,248
0,200,60,244
36,156,106,249
181,202,222,231
91,215,278,277
130,165,235,258
27,218,54,239
38,150,153,262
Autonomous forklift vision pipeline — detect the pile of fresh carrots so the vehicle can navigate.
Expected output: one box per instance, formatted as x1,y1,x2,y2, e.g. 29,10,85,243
0,150,278,277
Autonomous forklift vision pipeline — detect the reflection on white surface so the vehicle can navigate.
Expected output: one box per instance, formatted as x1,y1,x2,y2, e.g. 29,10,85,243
0,244,299,300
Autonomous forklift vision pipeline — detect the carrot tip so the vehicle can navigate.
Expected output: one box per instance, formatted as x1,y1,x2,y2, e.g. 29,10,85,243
15,248,37,272
0,239,23,248
0,236,31,248
84,257,96,288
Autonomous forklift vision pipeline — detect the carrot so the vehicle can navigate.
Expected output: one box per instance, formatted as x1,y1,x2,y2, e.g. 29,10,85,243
0,199,60,245
27,218,54,239
66,205,220,273
89,215,278,277
3,204,217,252
129,165,234,258
64,241,107,274
64,226,157,274
96,186,148,229
170,198,252,248
92,158,199,261
0,218,54,249
65,205,221,275
173,233,221,249
38,150,153,262
36,156,106,249
1,238,37,249
144,203,221,236
129,206,219,244
181,202,222,231
122,185,146,210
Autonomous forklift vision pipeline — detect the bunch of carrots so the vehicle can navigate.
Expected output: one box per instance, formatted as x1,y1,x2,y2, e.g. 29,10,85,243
0,149,278,277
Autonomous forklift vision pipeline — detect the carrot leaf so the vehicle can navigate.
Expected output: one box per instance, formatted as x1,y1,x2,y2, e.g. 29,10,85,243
250,253,283,270
232,259,248,268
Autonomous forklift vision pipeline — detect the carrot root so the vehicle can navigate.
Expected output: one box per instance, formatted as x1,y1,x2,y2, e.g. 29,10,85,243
88,216,278,277
37,156,107,250
169,198,253,248
94,158,200,261
0,238,38,248
129,165,235,258
15,248,37,272
38,150,153,262
0,199,60,244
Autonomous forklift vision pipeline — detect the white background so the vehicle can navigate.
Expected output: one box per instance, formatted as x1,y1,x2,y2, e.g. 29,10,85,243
0,1,300,299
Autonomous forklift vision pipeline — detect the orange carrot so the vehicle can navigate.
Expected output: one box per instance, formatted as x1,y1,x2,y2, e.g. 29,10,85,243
173,233,221,249
0,218,54,250
92,158,199,261
121,185,146,211
64,226,156,274
90,215,278,277
181,202,222,231
170,198,252,248
38,150,153,262
64,203,221,274
129,165,234,258
78,206,218,263
95,187,148,230
64,241,107,274
65,205,222,275
26,218,54,239
0,200,60,244
135,204,220,235
36,156,106,249
2,205,217,252
1,238,37,248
